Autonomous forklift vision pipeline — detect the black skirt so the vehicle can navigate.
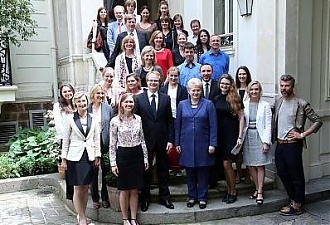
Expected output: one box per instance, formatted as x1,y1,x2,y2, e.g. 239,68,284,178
66,149,94,186
116,145,144,190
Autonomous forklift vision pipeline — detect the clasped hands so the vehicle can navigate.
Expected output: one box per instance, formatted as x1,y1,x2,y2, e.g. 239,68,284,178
175,146,215,154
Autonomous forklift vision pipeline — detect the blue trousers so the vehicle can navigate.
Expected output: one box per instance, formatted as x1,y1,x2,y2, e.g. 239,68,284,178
185,166,210,201
275,141,305,205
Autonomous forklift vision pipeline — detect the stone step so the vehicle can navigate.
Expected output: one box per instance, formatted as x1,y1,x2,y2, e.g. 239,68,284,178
87,189,288,224
150,177,274,202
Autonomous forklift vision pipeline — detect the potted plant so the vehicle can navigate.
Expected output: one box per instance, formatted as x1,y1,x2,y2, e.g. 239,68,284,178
103,153,121,211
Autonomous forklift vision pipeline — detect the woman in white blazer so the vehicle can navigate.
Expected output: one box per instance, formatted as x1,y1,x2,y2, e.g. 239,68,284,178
61,92,101,225
243,81,272,205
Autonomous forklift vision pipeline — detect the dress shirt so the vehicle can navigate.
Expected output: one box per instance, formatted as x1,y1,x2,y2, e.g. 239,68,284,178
199,49,229,82
147,90,158,111
128,29,141,57
202,81,210,98
177,61,202,88
107,20,127,53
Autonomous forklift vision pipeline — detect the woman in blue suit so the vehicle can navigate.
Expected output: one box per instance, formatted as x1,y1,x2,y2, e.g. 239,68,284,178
175,78,217,209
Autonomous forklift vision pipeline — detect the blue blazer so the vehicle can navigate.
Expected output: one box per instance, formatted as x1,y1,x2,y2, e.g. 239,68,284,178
88,102,113,149
159,83,188,107
175,98,217,167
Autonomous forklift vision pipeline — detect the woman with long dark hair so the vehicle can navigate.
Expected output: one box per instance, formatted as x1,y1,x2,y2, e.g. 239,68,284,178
53,84,75,201
195,29,211,62
136,5,157,40
213,74,245,204
89,7,110,60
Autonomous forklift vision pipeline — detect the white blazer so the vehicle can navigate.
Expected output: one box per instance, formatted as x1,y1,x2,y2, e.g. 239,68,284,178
243,99,272,145
61,112,101,161
53,102,68,140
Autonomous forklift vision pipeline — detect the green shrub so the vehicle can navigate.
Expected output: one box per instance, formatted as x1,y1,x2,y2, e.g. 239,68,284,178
4,127,60,177
0,154,20,179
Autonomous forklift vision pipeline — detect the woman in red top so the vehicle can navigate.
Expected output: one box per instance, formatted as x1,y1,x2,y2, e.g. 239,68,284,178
149,30,174,80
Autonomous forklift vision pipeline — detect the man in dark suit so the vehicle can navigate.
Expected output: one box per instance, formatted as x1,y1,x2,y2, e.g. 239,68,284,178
200,63,219,101
135,71,175,212
106,13,149,68
200,63,222,188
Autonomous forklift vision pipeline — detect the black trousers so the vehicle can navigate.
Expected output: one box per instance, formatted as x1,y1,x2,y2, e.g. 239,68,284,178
275,141,305,205
140,148,170,203
90,145,110,202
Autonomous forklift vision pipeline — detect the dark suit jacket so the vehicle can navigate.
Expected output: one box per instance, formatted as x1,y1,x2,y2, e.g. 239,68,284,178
107,30,149,68
87,102,113,149
159,83,188,107
134,91,174,151
202,79,219,101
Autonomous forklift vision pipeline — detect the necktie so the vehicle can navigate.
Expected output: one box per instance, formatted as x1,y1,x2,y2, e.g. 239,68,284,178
118,23,122,33
151,94,156,116
130,32,134,37
205,83,210,99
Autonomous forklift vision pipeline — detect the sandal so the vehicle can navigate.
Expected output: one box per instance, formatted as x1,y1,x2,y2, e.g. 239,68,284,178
131,219,139,225
122,219,131,225
256,193,264,205
249,190,258,199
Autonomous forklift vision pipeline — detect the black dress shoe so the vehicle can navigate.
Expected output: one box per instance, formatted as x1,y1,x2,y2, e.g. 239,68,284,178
141,201,149,212
226,194,237,204
186,200,197,208
160,200,174,209
199,201,207,209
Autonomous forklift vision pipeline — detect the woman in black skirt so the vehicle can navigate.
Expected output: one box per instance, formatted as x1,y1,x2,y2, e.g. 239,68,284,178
61,92,101,225
110,93,149,225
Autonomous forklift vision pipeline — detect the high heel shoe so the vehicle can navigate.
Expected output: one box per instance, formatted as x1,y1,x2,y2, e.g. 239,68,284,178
122,219,131,225
249,190,258,199
131,219,139,225
256,192,264,205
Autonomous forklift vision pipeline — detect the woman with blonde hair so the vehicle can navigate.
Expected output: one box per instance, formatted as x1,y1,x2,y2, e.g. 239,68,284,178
243,81,272,205
61,92,101,225
88,84,113,209
213,74,245,204
100,67,124,110
135,45,164,88
110,93,148,225
114,35,141,88
149,30,173,80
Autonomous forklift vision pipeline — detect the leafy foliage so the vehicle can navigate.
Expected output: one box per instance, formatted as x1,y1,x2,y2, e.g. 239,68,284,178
0,0,37,47
0,153,20,179
3,127,60,178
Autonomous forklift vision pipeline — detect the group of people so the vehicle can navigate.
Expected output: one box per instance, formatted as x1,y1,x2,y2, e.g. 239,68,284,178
56,0,323,224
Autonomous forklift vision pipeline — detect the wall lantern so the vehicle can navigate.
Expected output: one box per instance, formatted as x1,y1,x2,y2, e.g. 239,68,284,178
237,0,253,17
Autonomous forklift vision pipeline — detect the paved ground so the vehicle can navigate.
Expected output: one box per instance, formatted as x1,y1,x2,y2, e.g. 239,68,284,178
0,186,329,225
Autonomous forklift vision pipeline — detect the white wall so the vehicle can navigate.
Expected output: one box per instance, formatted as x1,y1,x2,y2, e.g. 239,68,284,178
10,0,56,102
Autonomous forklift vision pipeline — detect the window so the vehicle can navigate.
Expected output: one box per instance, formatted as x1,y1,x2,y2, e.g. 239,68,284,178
214,0,233,47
